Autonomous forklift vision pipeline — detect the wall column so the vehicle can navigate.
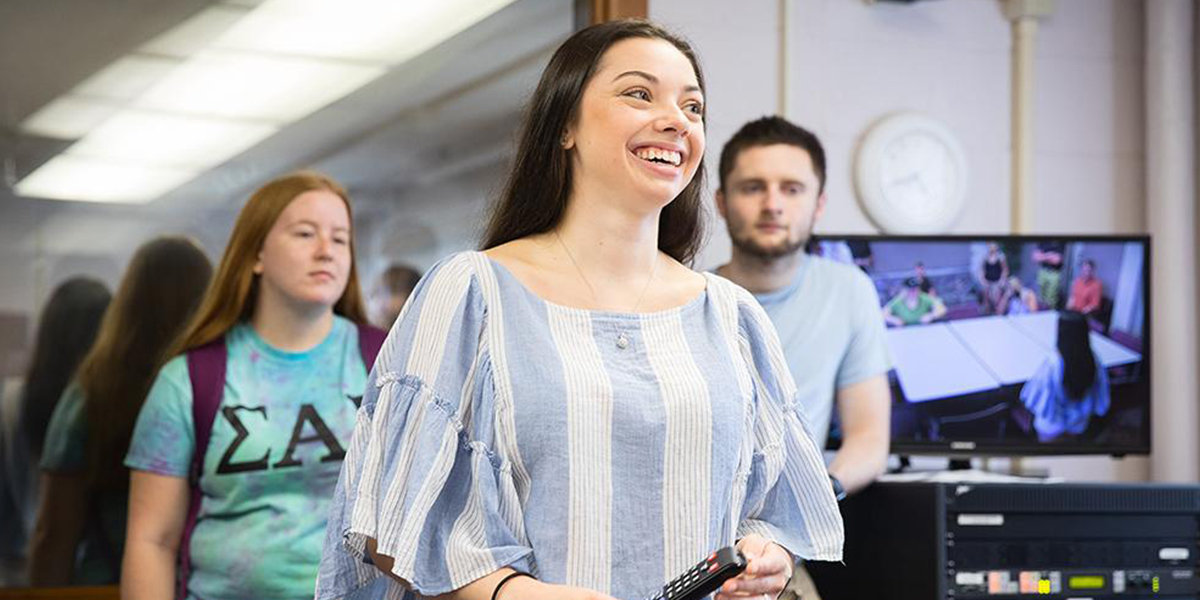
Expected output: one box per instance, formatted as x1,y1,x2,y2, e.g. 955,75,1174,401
1003,0,1055,233
1146,0,1199,482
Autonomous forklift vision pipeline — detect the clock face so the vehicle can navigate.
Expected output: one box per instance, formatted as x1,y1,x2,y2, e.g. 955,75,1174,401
879,131,960,223
855,113,968,233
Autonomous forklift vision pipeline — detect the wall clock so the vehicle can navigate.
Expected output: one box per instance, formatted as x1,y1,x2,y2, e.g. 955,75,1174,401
854,112,968,233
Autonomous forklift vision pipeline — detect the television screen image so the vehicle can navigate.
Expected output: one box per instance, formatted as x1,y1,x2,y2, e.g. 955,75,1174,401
818,235,1149,456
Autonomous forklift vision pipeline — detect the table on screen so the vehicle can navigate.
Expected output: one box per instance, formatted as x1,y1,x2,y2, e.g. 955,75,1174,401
886,312,1143,403
947,315,1050,385
885,323,1001,402
1005,311,1142,368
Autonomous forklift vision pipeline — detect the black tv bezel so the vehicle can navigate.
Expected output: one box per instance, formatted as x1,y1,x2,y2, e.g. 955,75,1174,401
815,233,1151,458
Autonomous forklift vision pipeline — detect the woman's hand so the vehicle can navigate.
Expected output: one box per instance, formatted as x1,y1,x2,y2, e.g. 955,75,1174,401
714,534,793,600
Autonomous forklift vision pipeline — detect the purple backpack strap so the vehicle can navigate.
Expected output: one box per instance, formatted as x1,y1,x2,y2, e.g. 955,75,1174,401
356,323,386,371
180,338,227,600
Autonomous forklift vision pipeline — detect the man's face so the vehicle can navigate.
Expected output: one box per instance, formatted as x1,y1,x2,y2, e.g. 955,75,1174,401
718,143,825,261
1081,262,1094,278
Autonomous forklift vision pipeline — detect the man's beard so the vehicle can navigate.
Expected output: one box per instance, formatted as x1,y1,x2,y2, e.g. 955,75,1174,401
730,223,808,261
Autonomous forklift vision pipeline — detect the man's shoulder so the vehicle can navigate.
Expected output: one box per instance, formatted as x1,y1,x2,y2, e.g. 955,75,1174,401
806,255,877,294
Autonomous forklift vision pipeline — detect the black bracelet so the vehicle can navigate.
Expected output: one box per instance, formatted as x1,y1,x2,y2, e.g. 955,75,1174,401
491,571,534,600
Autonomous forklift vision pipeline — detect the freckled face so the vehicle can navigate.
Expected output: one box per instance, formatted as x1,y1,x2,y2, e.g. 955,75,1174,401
254,189,352,309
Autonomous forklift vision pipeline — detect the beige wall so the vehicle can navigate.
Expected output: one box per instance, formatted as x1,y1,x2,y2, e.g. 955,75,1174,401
651,0,1156,481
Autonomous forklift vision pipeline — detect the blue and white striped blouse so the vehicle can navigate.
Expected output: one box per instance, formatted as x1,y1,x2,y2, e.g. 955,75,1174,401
316,251,843,600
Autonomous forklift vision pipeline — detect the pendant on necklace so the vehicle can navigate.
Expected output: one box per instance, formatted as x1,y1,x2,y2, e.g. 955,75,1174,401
616,333,630,349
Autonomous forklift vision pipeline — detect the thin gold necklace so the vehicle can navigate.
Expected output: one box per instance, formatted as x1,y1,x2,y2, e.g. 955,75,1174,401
555,231,658,349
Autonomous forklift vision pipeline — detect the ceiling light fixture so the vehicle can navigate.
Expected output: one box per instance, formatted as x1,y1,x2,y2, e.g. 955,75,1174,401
14,0,518,203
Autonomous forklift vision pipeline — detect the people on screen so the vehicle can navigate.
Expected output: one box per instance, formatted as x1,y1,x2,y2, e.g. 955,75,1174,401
1032,240,1066,309
1000,276,1039,316
913,261,936,297
977,242,1008,315
883,278,947,327
1066,259,1103,318
1020,311,1110,442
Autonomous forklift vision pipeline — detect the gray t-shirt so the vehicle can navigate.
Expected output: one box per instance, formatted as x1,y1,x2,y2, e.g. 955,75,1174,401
752,255,892,448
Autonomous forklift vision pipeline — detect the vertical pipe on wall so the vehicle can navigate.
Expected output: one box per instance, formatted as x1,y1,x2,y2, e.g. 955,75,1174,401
778,0,791,118
1010,17,1036,233
1003,0,1055,233
1145,0,1199,483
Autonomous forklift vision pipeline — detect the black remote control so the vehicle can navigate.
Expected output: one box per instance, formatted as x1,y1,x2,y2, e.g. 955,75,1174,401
644,546,748,600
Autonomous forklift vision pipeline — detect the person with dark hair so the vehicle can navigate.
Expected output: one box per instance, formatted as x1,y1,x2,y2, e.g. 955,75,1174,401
1066,259,1103,317
317,20,842,600
883,278,947,327
1032,240,1066,309
376,263,422,329
712,116,888,600
1020,311,1110,441
28,237,211,586
846,240,874,272
711,118,891,485
0,277,109,586
976,242,1008,315
121,173,385,600
1000,276,1039,316
913,261,936,296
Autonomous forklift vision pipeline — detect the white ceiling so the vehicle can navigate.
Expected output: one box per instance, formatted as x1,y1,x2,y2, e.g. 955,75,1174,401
0,0,574,257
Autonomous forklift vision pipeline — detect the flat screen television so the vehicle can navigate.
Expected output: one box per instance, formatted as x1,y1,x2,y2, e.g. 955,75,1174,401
818,235,1150,456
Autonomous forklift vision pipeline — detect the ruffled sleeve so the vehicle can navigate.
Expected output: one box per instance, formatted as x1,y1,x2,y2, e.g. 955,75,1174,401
316,253,532,599
733,292,844,563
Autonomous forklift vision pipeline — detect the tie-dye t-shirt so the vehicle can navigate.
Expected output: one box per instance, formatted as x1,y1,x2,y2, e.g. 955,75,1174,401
125,316,368,600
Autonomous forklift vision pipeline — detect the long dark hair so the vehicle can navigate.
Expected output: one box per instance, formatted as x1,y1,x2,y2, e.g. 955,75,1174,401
481,19,708,264
1057,310,1098,399
77,236,213,491
19,278,111,458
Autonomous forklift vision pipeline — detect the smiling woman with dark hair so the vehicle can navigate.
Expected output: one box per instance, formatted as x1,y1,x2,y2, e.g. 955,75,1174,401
318,19,843,600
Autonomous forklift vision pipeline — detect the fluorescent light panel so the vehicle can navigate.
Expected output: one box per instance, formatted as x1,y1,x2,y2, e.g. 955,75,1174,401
15,155,198,204
16,0,520,203
135,51,384,122
21,96,122,139
140,4,250,58
21,55,180,139
69,111,278,168
76,55,180,100
215,0,519,64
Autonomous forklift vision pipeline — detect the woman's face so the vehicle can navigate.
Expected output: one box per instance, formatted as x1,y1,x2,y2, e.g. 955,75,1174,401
565,37,705,209
254,189,352,310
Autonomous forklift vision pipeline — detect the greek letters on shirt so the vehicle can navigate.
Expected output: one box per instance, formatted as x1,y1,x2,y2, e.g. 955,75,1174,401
214,395,360,475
